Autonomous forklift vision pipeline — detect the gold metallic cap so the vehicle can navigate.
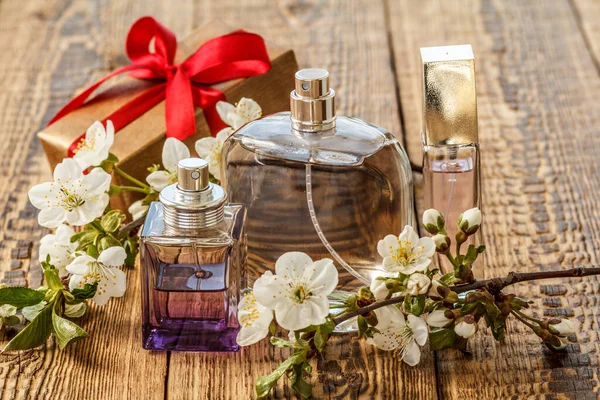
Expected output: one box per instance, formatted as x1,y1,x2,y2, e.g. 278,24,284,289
290,68,336,132
420,45,478,146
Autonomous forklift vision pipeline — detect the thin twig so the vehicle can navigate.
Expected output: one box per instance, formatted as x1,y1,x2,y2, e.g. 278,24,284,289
331,266,600,326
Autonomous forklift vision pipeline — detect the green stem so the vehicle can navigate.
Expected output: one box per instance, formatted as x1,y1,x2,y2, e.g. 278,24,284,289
113,166,150,189
444,252,457,267
510,310,537,330
118,185,150,194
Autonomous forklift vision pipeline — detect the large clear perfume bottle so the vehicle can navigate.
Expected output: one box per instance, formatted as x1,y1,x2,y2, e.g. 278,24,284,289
420,45,482,275
221,68,414,292
140,158,246,352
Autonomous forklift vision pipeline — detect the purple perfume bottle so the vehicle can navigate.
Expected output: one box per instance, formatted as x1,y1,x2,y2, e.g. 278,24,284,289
140,158,246,352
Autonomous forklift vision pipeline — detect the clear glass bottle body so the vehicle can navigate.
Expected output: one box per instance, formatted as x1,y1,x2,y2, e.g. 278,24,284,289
423,144,481,275
221,112,414,291
140,202,246,352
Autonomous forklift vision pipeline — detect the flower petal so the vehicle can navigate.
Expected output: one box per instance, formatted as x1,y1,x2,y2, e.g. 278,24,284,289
416,237,436,259
53,158,83,181
66,255,95,275
402,340,422,366
408,314,428,346
146,170,171,191
28,182,57,209
104,267,127,297
82,168,111,196
372,328,400,351
304,258,338,296
162,138,190,172
410,258,432,272
194,137,216,159
377,234,399,258
98,246,127,267
274,252,313,280
215,127,233,143
274,300,326,331
38,207,66,228
216,101,235,126
382,256,400,272
253,271,285,309
399,225,419,247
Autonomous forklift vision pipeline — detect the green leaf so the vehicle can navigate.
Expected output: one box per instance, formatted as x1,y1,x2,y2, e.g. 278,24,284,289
44,269,63,291
357,315,368,338
463,244,479,264
70,283,98,301
0,287,46,308
86,245,99,258
320,317,335,335
52,302,88,349
314,330,327,352
268,320,277,336
122,235,139,269
101,210,125,233
270,336,294,348
98,236,121,251
3,315,20,327
409,295,426,316
255,352,306,398
2,303,53,351
64,302,87,318
429,328,468,351
291,362,313,399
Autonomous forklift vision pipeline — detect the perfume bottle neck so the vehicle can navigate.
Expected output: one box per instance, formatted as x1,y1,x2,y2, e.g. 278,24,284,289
163,203,225,231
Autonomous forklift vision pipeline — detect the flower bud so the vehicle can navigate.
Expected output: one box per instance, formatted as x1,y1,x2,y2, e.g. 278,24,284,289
370,278,390,301
423,209,445,234
432,234,451,252
426,309,453,328
406,273,431,296
427,280,445,301
458,207,482,235
454,316,477,338
546,335,569,350
549,318,575,337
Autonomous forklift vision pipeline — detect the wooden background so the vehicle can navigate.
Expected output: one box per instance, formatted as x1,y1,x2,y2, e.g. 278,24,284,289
1,0,599,398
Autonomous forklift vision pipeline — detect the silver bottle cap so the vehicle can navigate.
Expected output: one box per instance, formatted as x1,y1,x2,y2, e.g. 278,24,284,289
290,68,336,132
159,158,226,230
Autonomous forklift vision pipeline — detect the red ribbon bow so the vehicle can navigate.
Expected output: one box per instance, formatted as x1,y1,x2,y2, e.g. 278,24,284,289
48,16,271,157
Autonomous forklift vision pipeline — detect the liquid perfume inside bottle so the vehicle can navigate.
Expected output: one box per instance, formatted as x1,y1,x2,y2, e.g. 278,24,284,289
420,45,482,275
140,158,246,352
221,69,414,293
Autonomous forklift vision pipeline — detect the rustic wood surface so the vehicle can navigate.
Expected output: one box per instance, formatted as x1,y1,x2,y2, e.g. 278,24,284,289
0,0,598,399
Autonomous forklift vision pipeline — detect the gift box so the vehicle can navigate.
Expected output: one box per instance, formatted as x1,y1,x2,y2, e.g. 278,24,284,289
38,17,298,213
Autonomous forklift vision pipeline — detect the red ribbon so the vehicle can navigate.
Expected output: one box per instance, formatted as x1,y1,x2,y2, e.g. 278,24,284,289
48,17,271,157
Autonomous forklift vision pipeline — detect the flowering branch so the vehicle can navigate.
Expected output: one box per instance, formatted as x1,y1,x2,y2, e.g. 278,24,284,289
333,266,600,326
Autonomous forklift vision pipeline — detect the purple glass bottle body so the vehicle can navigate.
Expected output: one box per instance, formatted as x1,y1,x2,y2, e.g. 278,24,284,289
141,202,246,352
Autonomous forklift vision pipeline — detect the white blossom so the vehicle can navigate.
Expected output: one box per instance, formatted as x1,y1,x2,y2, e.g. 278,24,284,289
253,252,337,331
377,226,435,274
67,246,127,306
432,233,450,252
39,224,79,277
128,200,149,220
28,159,111,228
406,273,431,296
370,307,428,366
72,120,114,170
236,290,273,346
216,98,262,130
146,138,190,192
194,128,231,181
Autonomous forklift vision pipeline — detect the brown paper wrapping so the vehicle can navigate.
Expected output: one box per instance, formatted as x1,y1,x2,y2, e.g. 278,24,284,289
38,20,298,212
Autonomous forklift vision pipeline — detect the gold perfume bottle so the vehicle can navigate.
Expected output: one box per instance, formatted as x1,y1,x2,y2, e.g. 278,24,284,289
420,45,482,274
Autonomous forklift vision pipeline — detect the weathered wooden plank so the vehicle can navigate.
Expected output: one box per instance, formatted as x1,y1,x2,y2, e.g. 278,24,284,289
0,0,169,398
388,0,600,398
571,0,600,71
165,0,437,399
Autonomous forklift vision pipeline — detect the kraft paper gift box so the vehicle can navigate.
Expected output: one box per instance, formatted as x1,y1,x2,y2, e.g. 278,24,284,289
38,19,298,213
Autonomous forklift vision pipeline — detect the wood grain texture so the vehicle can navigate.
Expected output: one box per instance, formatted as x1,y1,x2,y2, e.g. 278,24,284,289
1,0,599,399
388,0,600,398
